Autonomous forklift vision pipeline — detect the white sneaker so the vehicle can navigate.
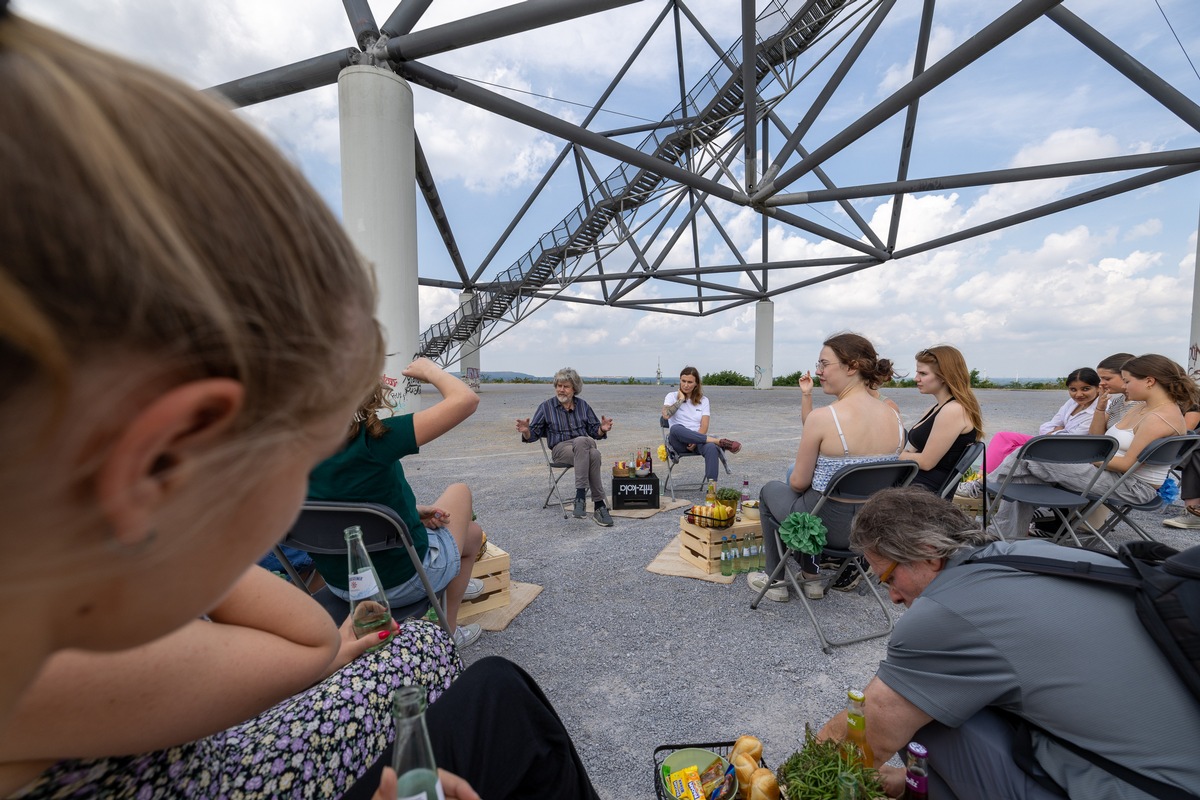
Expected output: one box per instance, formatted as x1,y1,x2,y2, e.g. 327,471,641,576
747,571,788,603
1163,512,1200,529
453,622,482,649
956,478,983,499
800,573,825,600
463,577,485,600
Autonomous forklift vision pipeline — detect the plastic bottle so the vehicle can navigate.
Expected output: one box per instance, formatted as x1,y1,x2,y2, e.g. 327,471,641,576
845,689,875,768
392,685,444,800
903,741,929,800
720,537,732,576
345,525,392,644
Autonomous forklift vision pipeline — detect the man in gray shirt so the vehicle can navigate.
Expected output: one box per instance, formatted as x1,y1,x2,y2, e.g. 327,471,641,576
816,486,1200,799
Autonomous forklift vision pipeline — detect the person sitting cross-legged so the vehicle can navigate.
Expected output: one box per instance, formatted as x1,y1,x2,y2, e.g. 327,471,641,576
517,367,615,527
661,365,741,481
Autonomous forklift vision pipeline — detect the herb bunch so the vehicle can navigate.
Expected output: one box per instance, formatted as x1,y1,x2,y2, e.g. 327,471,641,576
775,727,886,800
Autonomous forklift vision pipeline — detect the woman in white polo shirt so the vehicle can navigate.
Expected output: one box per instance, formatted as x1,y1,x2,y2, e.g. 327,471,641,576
662,366,741,482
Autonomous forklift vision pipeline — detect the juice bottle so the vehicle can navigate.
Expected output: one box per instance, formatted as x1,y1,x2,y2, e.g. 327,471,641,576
903,741,928,800
845,689,875,768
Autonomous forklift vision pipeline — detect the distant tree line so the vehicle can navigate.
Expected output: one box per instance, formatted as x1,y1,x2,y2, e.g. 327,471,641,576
479,368,1068,389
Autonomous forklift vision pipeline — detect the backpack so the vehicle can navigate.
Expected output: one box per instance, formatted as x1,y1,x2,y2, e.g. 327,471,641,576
965,540,1200,800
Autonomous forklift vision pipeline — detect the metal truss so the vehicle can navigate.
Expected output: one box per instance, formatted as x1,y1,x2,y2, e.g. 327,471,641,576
208,0,1200,367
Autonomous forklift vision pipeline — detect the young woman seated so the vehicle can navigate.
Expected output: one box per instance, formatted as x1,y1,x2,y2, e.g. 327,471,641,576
899,345,984,494
662,366,741,481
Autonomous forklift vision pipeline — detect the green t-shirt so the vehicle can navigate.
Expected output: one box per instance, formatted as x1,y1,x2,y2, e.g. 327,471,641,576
306,414,428,591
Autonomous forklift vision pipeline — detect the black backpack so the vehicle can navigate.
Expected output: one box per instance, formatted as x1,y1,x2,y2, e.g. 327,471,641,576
965,540,1200,800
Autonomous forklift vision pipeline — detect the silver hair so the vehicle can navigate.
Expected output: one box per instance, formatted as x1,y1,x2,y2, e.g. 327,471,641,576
849,487,998,563
553,367,583,395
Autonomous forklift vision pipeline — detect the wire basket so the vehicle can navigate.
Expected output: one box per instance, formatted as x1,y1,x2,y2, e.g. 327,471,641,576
685,505,735,529
653,740,769,800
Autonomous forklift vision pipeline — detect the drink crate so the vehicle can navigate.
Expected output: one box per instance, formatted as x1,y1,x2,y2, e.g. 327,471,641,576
459,541,511,620
678,516,761,574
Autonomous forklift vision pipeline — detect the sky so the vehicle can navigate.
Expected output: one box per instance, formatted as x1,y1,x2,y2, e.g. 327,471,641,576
18,0,1200,381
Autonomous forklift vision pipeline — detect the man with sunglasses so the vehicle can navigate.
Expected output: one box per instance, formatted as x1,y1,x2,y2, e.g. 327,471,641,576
815,486,1200,800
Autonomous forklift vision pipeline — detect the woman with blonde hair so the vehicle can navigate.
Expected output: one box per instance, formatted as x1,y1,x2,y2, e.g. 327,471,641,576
900,345,984,493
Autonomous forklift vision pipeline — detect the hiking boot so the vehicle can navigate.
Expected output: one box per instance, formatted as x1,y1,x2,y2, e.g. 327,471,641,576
463,577,485,600
453,622,482,649
593,504,614,527
572,497,586,518
1163,509,1200,529
718,438,742,454
747,571,788,602
956,478,983,499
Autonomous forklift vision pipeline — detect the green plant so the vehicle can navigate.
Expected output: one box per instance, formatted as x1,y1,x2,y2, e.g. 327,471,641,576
714,487,741,506
703,369,753,386
776,727,886,800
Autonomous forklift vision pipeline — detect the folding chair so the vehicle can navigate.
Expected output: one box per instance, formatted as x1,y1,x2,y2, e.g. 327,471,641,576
750,461,919,654
271,501,451,635
982,434,1119,547
1071,434,1200,547
539,438,574,510
938,440,986,500
659,416,731,500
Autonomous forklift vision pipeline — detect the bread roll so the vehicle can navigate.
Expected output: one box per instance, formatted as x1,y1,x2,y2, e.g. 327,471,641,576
748,768,780,800
732,753,757,800
730,735,763,765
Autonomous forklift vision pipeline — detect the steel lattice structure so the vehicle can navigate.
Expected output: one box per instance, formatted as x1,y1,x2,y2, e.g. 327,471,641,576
210,0,1200,368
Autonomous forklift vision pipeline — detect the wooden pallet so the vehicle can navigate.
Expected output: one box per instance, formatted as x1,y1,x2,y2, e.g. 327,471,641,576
459,542,512,620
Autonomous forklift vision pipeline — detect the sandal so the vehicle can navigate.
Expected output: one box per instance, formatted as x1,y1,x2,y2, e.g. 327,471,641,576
1187,505,1200,517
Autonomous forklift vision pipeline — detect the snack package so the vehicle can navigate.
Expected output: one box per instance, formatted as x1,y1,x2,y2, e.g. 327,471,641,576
668,765,705,800
698,757,730,800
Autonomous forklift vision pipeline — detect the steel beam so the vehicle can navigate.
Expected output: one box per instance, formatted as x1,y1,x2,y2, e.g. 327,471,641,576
207,49,357,108
741,0,758,193
342,0,380,50
414,136,470,285
380,0,434,37
887,0,936,251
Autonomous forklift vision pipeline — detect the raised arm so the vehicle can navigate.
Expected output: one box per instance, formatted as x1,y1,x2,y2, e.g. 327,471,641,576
1089,388,1113,434
662,391,684,420
799,372,814,424
900,402,970,471
406,358,480,447
0,568,349,762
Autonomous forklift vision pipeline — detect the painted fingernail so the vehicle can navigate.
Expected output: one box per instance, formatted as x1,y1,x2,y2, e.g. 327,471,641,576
378,630,391,640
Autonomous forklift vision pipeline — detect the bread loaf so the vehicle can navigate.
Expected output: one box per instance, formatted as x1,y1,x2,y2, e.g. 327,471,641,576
748,768,779,800
730,735,763,765
732,753,757,800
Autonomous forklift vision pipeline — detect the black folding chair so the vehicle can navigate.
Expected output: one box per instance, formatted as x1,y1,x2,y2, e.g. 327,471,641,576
272,501,451,635
750,461,919,654
938,440,986,500
539,438,574,511
982,434,1119,547
659,416,730,499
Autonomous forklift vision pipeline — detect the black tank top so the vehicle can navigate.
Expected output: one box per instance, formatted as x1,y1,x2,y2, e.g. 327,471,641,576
907,401,976,492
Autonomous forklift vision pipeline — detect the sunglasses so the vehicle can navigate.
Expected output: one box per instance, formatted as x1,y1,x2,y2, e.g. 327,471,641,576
876,560,899,586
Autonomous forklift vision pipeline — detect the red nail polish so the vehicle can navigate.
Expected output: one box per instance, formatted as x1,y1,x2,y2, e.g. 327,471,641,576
378,630,390,640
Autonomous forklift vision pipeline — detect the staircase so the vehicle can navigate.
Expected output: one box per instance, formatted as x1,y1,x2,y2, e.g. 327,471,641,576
416,0,851,363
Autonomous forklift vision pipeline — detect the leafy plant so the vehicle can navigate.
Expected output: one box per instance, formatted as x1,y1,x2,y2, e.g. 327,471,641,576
703,369,753,386
715,487,741,506
776,727,886,800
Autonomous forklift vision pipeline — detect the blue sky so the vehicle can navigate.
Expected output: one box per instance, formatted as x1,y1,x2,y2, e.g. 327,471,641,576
20,0,1200,381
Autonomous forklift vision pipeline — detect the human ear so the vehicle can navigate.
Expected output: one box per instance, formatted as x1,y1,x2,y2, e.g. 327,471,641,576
95,379,245,547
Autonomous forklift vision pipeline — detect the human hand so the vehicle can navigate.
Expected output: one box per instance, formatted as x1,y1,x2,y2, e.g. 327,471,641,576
402,358,443,384
418,505,450,529
326,614,399,677
1096,386,1110,408
798,371,813,395
876,764,906,798
516,417,531,437
600,415,614,432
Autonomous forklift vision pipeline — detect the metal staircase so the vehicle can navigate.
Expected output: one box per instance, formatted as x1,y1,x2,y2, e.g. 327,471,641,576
416,0,851,364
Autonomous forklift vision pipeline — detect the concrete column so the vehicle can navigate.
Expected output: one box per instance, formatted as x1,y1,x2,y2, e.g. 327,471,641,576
339,65,420,412
754,299,774,389
458,290,481,392
1190,203,1200,378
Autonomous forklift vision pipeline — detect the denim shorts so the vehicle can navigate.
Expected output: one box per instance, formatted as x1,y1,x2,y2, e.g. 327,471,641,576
328,525,461,607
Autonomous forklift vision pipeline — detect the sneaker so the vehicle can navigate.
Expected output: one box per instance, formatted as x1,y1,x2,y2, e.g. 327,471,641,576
463,577,485,600
718,438,742,454
593,504,614,527
800,573,825,600
572,497,586,518
831,564,863,592
453,622,482,649
747,571,788,602
956,478,983,499
1163,510,1200,529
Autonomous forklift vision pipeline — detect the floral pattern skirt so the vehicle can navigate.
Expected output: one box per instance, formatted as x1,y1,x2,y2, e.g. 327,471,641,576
14,620,460,799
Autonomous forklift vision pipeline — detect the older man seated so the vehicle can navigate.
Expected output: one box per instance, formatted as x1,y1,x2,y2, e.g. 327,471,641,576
815,486,1200,800
517,367,615,527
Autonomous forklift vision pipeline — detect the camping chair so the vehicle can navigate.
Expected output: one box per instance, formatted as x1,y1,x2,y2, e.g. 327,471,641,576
1070,434,1200,548
938,440,986,500
982,434,1119,547
271,501,451,635
659,416,731,500
539,438,574,510
750,461,919,654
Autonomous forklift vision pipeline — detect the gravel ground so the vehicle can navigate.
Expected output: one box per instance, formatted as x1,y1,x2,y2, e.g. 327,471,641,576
401,383,1194,799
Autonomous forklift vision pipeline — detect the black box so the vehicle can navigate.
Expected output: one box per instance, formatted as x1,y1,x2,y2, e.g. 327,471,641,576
612,475,660,509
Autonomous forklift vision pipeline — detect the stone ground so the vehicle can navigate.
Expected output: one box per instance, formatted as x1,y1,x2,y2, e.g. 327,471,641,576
400,383,1195,799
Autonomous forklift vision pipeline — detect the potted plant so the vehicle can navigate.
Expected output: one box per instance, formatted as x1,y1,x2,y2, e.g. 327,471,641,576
714,487,741,512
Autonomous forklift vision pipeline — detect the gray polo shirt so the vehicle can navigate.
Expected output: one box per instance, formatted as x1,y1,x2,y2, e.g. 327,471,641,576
877,539,1200,800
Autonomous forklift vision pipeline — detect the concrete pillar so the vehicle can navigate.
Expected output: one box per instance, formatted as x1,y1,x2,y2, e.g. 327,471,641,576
339,65,420,412
458,290,481,392
754,299,774,389
1190,203,1200,378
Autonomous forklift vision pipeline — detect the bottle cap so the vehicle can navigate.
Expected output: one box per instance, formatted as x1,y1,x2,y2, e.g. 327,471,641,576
907,741,927,758
847,689,865,702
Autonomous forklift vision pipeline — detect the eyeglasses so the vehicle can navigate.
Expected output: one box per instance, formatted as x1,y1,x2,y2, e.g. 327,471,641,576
876,560,899,587
815,359,840,371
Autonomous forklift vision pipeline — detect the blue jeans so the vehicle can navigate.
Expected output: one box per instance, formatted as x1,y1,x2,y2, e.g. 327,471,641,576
667,424,720,481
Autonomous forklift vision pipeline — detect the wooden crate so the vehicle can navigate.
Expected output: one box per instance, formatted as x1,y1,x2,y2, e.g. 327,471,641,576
678,516,762,574
459,541,511,620
952,494,984,514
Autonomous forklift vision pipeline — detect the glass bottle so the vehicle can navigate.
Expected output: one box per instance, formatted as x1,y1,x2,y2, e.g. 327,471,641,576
392,685,444,800
835,772,858,800
756,531,766,570
845,689,875,768
746,532,759,573
345,525,391,641
903,741,929,800
740,479,750,513
720,537,732,576
705,480,717,505
739,536,751,574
